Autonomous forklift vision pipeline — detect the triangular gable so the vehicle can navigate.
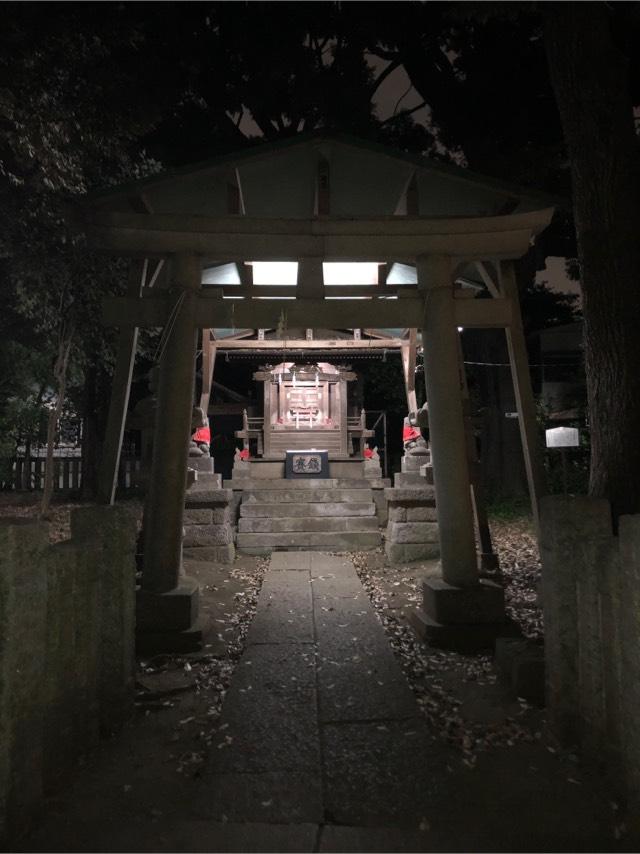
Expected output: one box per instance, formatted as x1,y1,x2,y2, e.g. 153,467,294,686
89,131,560,220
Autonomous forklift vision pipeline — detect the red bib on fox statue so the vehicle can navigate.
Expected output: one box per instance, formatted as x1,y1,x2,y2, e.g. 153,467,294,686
192,426,210,445
403,417,421,449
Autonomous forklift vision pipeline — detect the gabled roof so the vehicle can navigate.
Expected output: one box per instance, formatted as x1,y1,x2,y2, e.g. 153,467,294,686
90,130,561,220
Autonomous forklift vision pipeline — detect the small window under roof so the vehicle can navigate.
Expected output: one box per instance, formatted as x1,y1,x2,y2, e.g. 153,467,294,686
323,262,380,285
250,261,298,285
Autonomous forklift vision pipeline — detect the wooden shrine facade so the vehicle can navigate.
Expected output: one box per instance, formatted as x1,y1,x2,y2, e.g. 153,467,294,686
248,361,371,458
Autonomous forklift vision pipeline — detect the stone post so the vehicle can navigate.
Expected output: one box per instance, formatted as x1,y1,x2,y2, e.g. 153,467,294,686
412,255,507,650
139,253,202,649
418,254,477,586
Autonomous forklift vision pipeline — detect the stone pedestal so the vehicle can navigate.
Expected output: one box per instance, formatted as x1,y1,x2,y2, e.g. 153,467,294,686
184,487,235,564
188,455,215,474
136,578,201,654
411,577,514,652
385,486,439,564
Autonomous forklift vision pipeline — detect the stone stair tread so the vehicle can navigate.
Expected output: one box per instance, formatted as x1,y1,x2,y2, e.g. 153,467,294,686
225,478,390,490
240,502,376,518
238,516,379,533
236,530,382,554
242,489,373,503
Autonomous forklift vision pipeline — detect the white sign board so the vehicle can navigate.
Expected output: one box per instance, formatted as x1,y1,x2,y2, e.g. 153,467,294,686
545,426,579,448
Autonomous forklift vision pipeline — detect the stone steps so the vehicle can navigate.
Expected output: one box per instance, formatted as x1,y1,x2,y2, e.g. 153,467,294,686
242,488,372,504
240,501,376,518
226,477,388,490
235,477,382,554
238,515,380,533
236,530,381,554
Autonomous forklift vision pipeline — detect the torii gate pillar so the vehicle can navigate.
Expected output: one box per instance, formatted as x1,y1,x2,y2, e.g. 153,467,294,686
137,253,202,650
413,255,508,649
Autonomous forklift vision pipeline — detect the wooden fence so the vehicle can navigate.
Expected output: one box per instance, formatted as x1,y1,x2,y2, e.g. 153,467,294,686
9,456,142,494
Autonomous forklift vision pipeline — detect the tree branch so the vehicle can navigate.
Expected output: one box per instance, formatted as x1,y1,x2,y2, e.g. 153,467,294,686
369,59,402,99
381,100,427,125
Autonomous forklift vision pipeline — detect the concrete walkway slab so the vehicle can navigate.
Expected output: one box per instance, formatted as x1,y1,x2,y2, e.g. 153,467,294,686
270,551,312,570
246,571,314,644
207,643,320,775
196,551,444,834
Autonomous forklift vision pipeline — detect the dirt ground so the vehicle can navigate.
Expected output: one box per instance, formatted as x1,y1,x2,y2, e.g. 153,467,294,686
2,496,636,852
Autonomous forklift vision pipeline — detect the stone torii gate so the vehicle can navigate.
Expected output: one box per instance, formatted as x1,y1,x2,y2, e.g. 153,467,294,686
87,133,553,648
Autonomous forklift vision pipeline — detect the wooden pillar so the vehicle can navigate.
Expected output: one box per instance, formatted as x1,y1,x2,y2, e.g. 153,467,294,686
401,329,418,413
97,260,145,505
142,254,200,594
418,254,478,587
502,261,546,530
338,378,347,456
199,333,216,415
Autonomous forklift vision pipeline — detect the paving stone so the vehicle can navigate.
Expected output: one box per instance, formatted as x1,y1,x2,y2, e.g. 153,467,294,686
314,602,417,723
312,575,366,601
207,644,320,775
319,825,429,853
271,552,312,570
192,770,323,824
247,571,314,644
322,719,445,827
24,819,319,853
310,553,357,575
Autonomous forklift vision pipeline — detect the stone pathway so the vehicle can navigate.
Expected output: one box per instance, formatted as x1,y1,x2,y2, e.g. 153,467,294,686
192,551,449,850
14,550,631,853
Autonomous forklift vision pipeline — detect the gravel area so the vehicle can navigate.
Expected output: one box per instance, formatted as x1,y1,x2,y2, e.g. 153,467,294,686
348,516,545,768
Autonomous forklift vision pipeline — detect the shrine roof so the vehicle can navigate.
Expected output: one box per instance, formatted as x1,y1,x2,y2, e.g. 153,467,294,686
88,131,560,220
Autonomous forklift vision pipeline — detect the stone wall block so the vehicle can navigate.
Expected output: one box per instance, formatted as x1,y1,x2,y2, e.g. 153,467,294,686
403,543,440,561
618,514,640,801
391,522,439,545
71,507,137,735
183,509,214,526
371,488,388,527
384,486,436,505
71,543,101,754
388,505,407,523
212,507,231,524
43,542,78,788
407,506,438,522
0,522,48,839
598,541,623,770
540,496,590,744
184,524,232,547
184,544,235,563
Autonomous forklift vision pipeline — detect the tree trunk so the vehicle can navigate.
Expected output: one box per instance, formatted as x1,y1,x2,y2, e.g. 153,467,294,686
40,335,72,518
545,3,640,519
